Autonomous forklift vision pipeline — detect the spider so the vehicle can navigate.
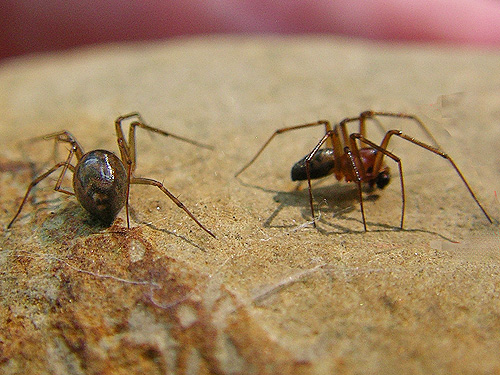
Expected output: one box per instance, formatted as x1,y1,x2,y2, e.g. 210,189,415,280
235,110,492,231
7,112,216,238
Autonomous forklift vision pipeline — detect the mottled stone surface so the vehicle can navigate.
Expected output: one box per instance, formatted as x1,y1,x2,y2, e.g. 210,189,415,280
1,37,500,374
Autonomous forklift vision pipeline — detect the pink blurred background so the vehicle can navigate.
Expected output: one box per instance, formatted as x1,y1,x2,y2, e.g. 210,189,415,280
2,0,500,61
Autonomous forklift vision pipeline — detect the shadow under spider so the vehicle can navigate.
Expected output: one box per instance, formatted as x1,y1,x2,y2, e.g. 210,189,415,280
29,198,208,252
267,184,388,231
237,177,385,231
314,215,457,242
237,177,458,241
35,200,110,244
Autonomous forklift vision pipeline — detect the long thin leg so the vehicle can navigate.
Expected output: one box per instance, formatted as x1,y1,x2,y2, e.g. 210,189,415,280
235,120,337,177
33,130,85,160
304,130,338,227
373,129,492,223
52,146,77,196
128,121,213,171
359,111,442,149
343,146,367,231
338,111,442,152
116,137,133,228
125,147,133,229
357,114,386,140
8,159,76,228
338,115,384,150
349,133,405,230
130,177,216,238
115,112,212,172
114,114,215,233
338,116,366,148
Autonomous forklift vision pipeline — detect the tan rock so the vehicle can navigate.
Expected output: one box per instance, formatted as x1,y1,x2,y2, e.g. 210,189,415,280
1,36,500,374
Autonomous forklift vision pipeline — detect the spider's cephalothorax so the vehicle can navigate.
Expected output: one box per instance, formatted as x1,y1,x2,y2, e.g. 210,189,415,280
8,113,216,238
236,111,492,230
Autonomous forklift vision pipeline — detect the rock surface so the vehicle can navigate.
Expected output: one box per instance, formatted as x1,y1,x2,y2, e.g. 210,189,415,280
1,36,500,374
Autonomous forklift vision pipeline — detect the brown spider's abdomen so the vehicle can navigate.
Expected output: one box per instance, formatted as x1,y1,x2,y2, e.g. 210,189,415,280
291,148,336,181
73,150,128,224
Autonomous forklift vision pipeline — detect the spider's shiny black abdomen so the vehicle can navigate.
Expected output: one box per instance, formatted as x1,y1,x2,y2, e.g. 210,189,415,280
73,150,127,224
291,148,335,181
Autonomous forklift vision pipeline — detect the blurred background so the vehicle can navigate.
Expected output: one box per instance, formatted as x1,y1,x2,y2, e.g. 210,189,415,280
2,0,500,61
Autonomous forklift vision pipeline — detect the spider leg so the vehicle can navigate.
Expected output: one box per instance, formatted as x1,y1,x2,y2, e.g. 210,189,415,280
36,130,85,160
303,129,340,227
116,137,133,228
115,112,212,173
114,113,214,230
130,177,216,238
360,111,443,150
338,116,364,148
128,121,213,170
53,145,77,196
7,149,77,228
337,115,387,150
349,133,405,230
235,120,337,177
125,159,132,229
338,111,441,151
343,146,367,231
373,129,492,224
357,114,386,140
114,114,135,166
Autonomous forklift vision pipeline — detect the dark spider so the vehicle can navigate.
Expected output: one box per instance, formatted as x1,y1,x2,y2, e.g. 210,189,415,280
8,112,216,238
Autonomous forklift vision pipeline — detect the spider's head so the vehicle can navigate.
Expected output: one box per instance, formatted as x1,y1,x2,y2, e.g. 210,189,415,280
291,148,335,181
374,167,391,189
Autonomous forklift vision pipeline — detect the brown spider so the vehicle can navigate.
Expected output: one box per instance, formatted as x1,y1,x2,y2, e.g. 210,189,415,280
235,110,492,230
7,112,216,238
